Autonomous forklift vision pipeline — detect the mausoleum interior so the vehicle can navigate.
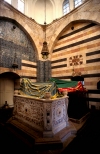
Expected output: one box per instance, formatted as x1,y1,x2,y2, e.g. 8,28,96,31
0,0,100,153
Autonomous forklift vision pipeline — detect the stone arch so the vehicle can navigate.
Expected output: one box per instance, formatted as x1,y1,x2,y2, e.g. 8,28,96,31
51,19,100,58
0,72,20,79
48,0,100,55
52,19,100,50
0,72,20,107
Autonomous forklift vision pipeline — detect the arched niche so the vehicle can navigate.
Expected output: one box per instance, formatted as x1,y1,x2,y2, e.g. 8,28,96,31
0,72,20,107
0,72,20,79
34,0,53,24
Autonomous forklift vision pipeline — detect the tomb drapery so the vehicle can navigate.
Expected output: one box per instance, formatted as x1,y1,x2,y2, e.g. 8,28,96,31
19,78,86,99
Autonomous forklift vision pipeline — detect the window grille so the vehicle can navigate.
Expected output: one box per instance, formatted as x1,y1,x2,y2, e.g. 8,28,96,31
74,0,82,8
63,0,70,15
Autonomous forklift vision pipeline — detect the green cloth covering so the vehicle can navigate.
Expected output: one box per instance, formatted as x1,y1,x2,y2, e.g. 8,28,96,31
49,78,78,88
19,78,79,99
20,78,57,98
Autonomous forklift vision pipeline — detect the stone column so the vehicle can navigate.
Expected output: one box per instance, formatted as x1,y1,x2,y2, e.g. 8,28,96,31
37,60,51,82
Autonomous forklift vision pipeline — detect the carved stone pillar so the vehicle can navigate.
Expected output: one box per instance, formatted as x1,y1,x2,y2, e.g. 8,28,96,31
43,97,69,137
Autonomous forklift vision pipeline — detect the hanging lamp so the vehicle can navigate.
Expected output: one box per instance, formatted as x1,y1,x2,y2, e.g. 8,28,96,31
41,0,49,59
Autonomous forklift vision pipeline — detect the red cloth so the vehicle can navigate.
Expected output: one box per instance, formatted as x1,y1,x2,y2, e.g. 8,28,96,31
58,81,86,93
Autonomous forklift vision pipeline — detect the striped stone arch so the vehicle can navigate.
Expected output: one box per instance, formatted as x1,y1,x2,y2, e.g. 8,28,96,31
48,0,100,54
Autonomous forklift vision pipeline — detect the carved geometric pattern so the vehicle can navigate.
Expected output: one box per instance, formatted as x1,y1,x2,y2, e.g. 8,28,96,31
14,97,44,128
52,99,66,126
45,103,52,130
69,55,83,66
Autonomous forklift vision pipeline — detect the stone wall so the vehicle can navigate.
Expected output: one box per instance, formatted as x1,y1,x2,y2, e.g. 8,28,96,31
0,18,38,81
0,0,100,107
51,21,100,108
46,0,100,54
51,22,100,89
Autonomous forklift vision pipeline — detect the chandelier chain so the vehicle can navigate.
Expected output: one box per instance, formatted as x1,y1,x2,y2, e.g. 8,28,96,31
44,0,46,41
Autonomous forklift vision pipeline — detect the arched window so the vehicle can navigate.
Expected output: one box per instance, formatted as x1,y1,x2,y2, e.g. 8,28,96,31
63,0,70,15
18,0,24,13
4,0,11,4
74,0,82,8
